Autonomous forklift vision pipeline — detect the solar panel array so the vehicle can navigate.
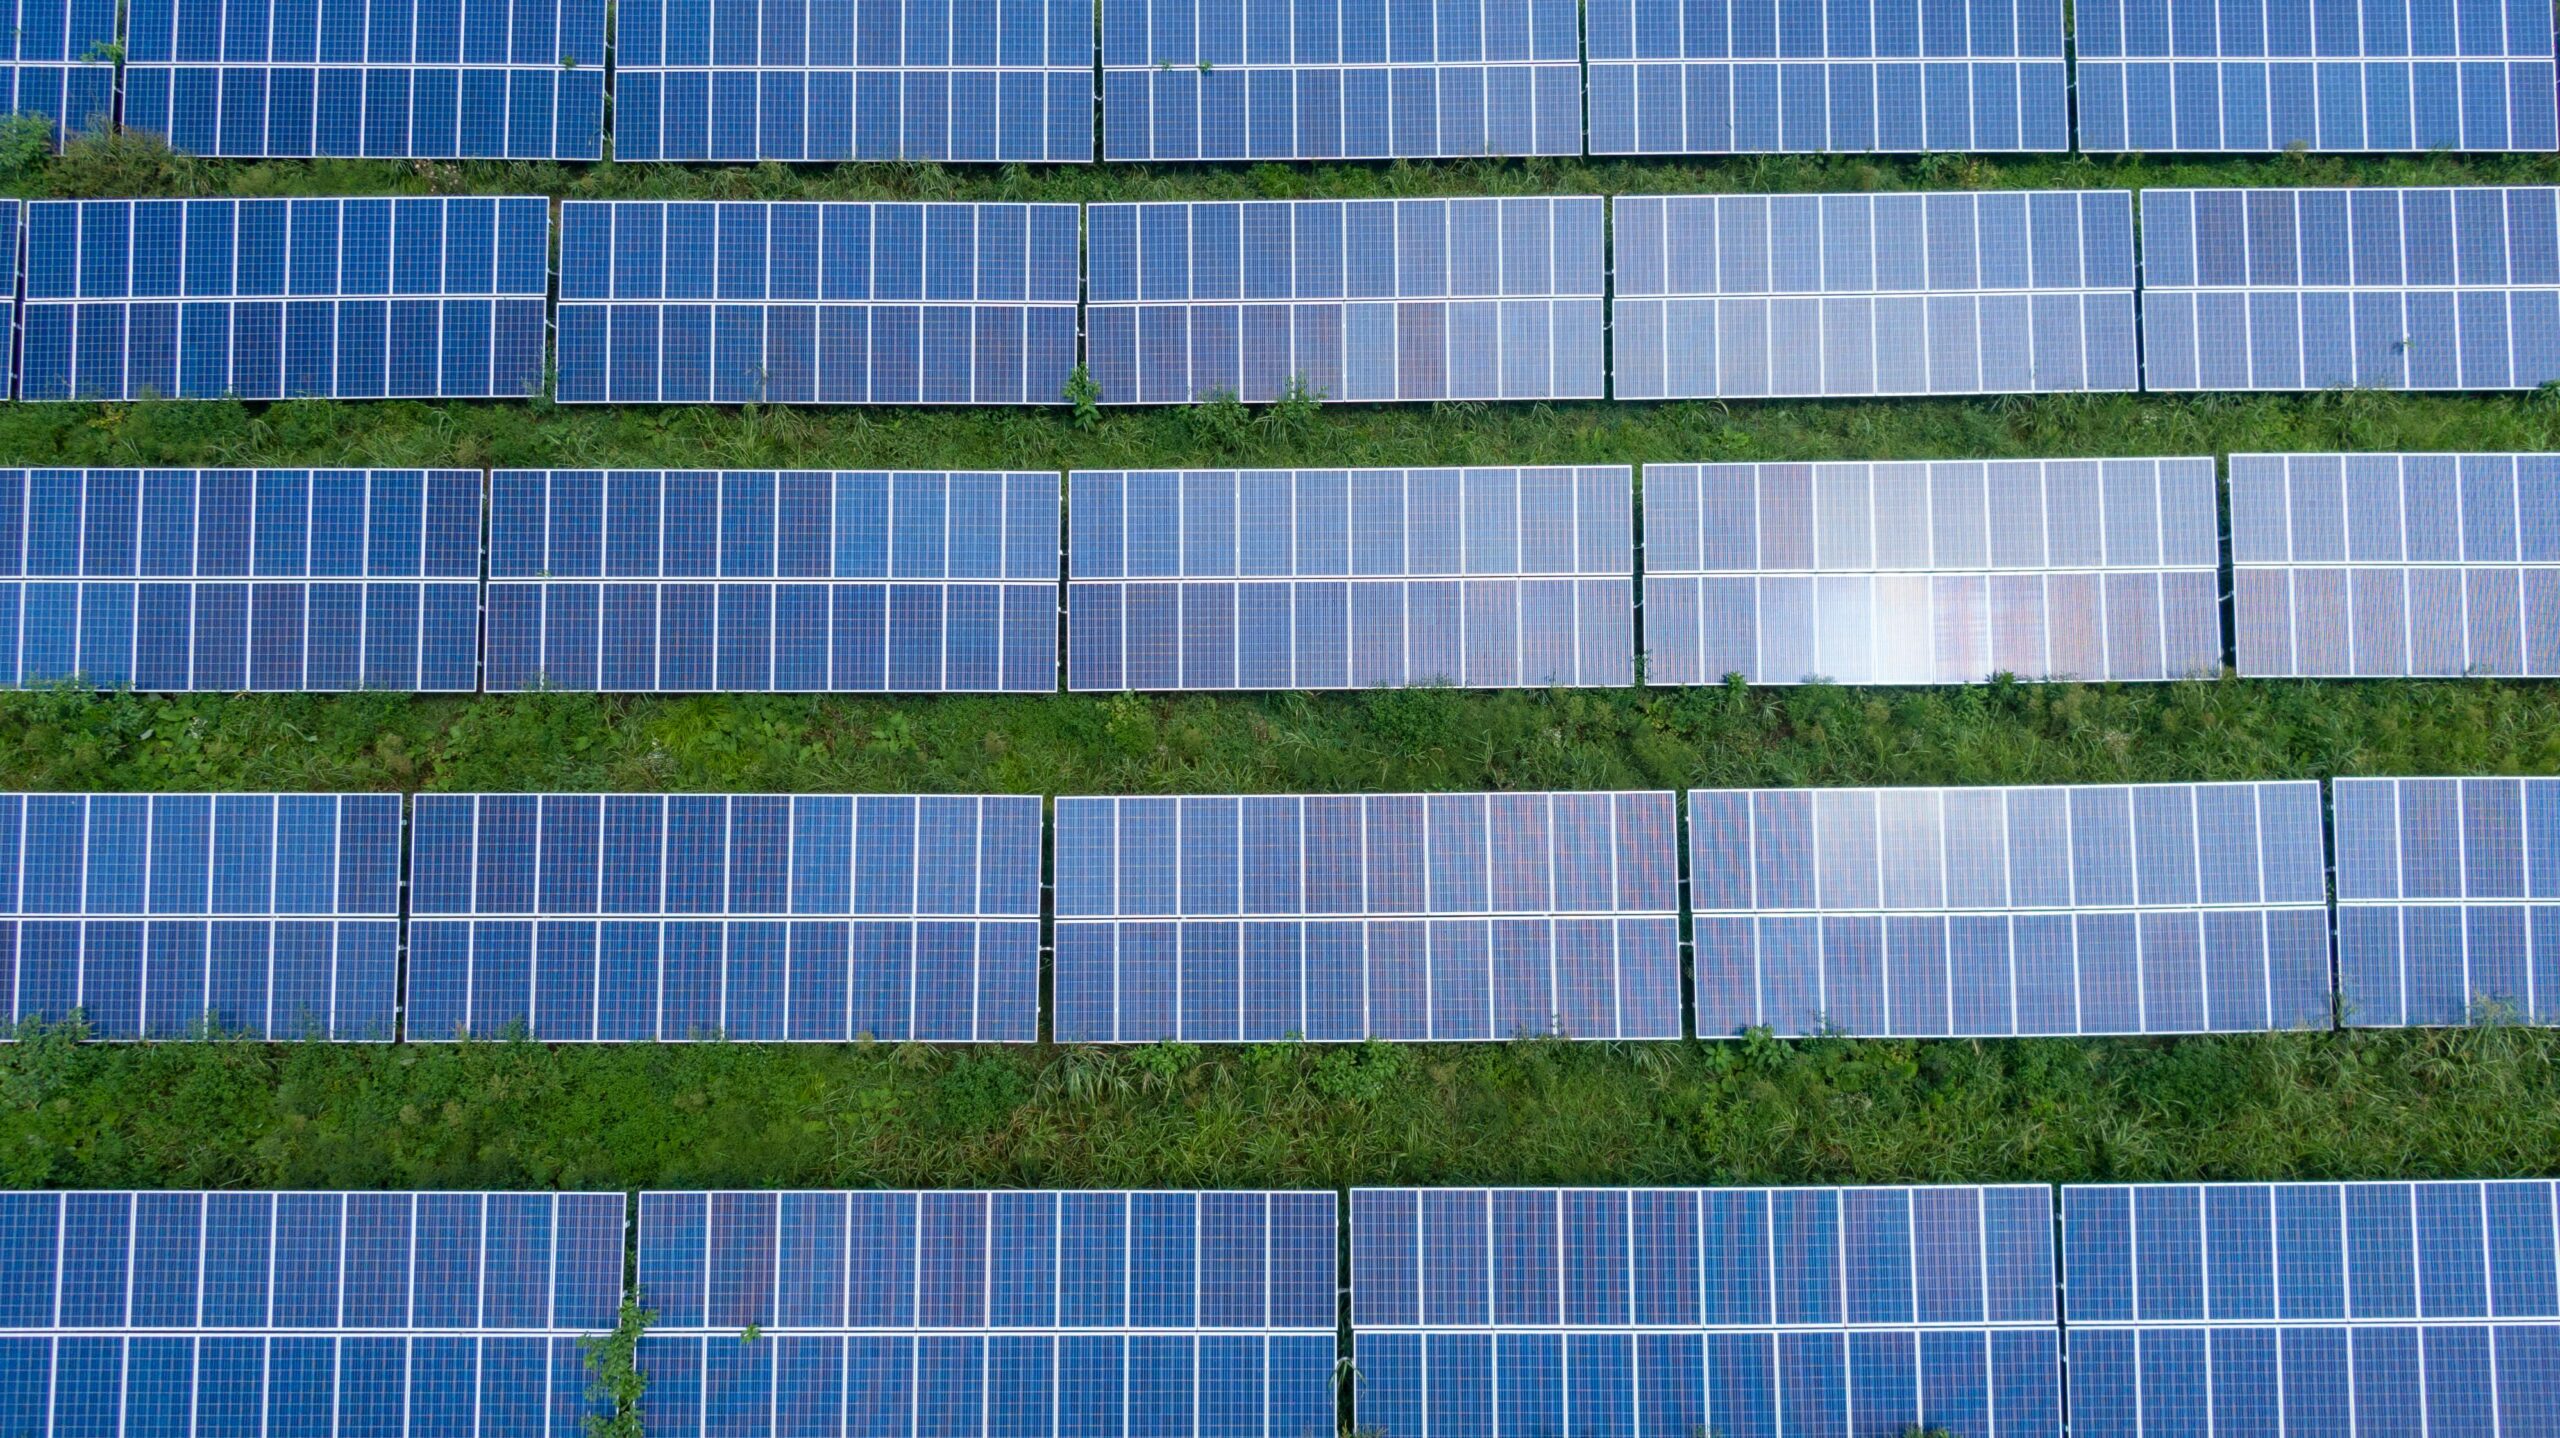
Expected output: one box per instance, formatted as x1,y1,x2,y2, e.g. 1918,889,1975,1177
1101,0,1582,160
405,794,1042,1043
1085,198,1607,405
1,469,483,693
1067,467,1633,692
2076,0,2559,151
485,470,1059,693
2334,776,2560,1028
2065,1182,2560,1438
0,1190,626,1438
1586,0,2069,154
633,1190,1338,1438
1052,792,1681,1042
0,0,113,148
1611,191,2141,399
1641,458,2223,686
119,0,608,159
0,793,401,1041
1351,1186,2062,1438
612,0,1094,162
2141,187,2560,391
1688,782,2333,1038
2230,452,2560,678
555,201,1081,406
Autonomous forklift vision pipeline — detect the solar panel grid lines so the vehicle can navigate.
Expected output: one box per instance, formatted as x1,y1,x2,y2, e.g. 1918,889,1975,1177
1639,456,2225,687
1099,0,1584,161
0,0,113,152
2332,775,2560,1028
1084,196,1608,405
2138,185,2560,392
1610,190,2142,399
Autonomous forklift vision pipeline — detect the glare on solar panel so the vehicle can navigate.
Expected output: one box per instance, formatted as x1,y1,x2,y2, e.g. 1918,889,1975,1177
0,0,113,150
2333,776,2560,1027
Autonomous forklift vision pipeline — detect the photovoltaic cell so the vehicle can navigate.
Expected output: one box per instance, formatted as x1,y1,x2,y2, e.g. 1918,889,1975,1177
2140,186,2560,391
2230,453,2560,678
1612,191,2140,399
1642,458,2223,686
1086,198,1607,405
1101,0,1582,160
2333,776,2560,1027
0,793,402,1041
2076,0,2558,151
613,0,1095,162
1351,1186,2062,1438
19,197,552,402
1067,467,1634,692
555,200,1081,405
121,0,609,159
0,0,113,149
2064,1182,2560,1438
1052,792,1681,1042
485,470,1059,693
0,1190,626,1438
633,1190,1338,1438
0,469,484,692
1586,0,2068,153
1688,782,2333,1038
404,794,1043,1042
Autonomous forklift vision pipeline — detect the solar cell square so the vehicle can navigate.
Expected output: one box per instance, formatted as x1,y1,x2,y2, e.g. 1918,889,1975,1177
0,793,403,1041
1612,192,2141,399
0,0,113,150
1052,792,1682,1042
404,793,1044,1042
2332,776,2560,1027
1085,198,1607,405
1688,782,2334,1038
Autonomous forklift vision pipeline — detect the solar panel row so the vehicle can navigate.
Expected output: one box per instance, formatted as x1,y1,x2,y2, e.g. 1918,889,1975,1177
2334,776,2560,1028
0,0,113,148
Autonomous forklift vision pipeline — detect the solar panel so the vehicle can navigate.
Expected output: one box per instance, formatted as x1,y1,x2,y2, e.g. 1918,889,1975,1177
1642,458,2224,686
405,794,1043,1042
1068,467,1634,692
555,200,1080,406
1100,0,1581,160
1612,191,2140,399
1688,782,2333,1037
19,197,552,402
485,470,1059,693
2230,453,2560,677
0,793,401,1041
0,1190,625,1438
633,1190,1337,1438
121,0,609,159
2333,776,2560,1027
1351,1186,2062,1438
0,469,484,692
2140,186,2560,391
2076,0,2559,151
0,0,112,148
1086,198,1607,405
2064,1181,2560,1438
1053,792,1681,1042
1586,0,2068,153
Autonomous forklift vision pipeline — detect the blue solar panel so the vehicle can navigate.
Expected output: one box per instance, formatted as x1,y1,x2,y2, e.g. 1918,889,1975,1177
0,793,401,1041
1351,1186,2062,1438
1053,792,1681,1042
0,0,112,148
633,1190,1338,1438
121,0,608,158
485,470,1059,693
1101,0,1581,159
614,0,1094,161
1586,0,2068,153
555,201,1080,405
1689,782,2333,1038
0,469,483,692
2231,453,2560,677
1086,198,1607,404
18,197,551,402
2064,1182,2560,1438
1642,459,2223,686
2334,776,2560,1027
405,794,1043,1042
2077,0,2558,150
2141,187,2560,391
0,1190,625,1438
1068,467,1633,691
